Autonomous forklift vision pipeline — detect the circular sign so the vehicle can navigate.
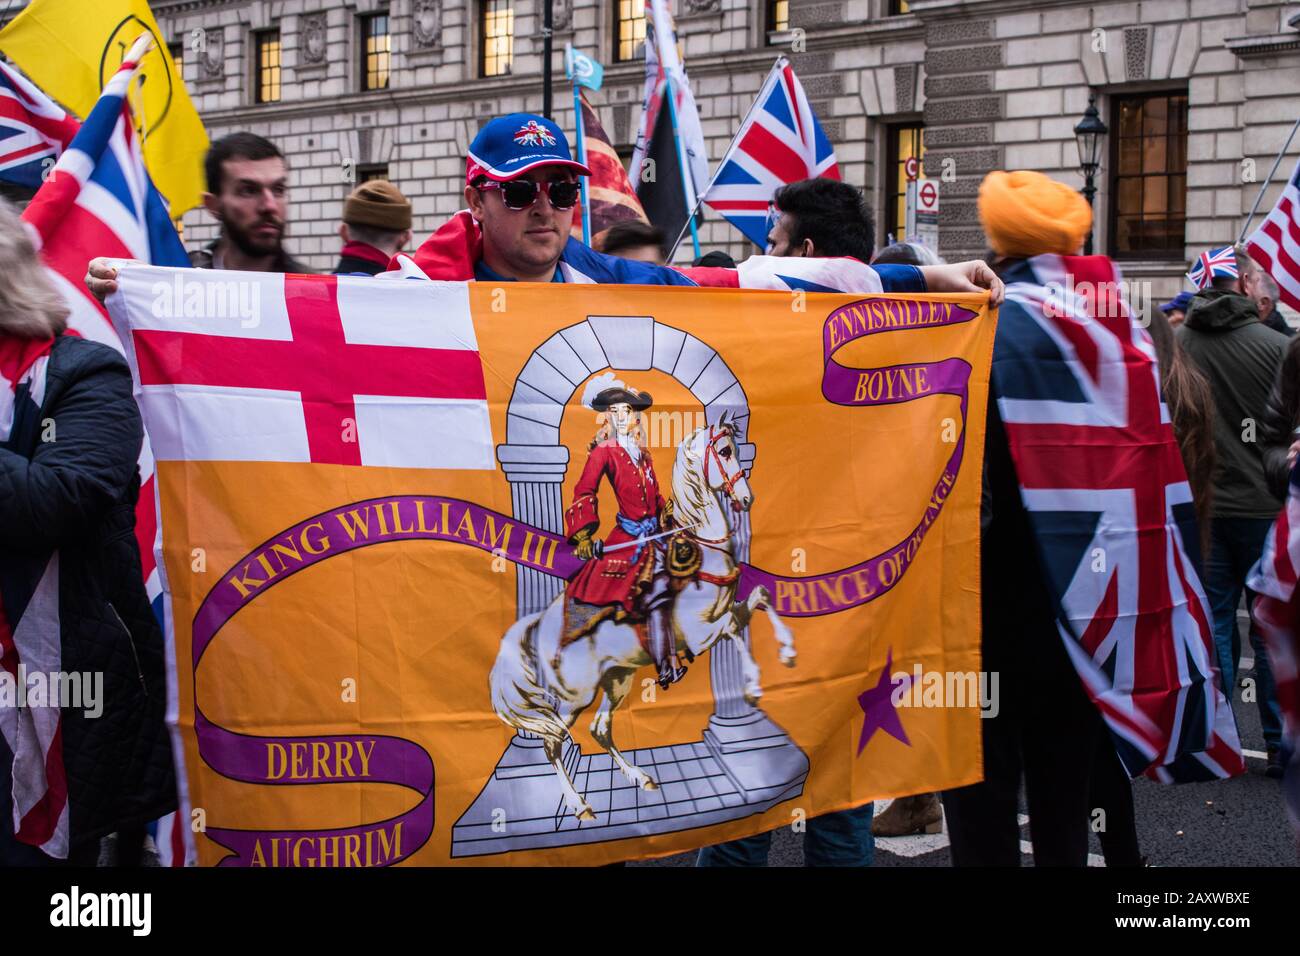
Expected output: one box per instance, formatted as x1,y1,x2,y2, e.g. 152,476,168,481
98,15,174,144
904,156,920,181
919,180,938,209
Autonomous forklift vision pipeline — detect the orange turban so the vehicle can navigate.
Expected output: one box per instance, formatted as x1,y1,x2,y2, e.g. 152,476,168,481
978,170,1092,258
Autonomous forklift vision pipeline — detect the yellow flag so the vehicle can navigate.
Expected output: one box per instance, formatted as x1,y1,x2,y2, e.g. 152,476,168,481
0,0,209,215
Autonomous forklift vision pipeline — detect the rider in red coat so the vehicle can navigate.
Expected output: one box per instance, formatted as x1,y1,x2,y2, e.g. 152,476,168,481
565,385,683,687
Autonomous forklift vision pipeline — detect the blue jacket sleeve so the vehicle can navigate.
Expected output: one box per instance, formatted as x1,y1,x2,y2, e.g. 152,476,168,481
563,239,699,286
874,263,926,293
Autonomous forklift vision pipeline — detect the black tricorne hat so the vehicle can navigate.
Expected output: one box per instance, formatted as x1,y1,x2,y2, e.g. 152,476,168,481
591,386,653,412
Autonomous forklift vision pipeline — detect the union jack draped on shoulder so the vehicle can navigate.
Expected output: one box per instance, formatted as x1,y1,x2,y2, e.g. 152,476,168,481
993,254,1244,782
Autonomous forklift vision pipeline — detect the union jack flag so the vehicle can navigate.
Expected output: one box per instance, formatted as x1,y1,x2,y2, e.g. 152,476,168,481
1245,157,1300,312
513,119,556,148
702,57,839,249
0,61,78,190
9,37,190,861
1247,462,1300,827
994,254,1244,782
1185,244,1239,290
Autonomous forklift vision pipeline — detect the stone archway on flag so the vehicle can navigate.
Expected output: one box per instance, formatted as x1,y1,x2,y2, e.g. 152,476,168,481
452,313,808,856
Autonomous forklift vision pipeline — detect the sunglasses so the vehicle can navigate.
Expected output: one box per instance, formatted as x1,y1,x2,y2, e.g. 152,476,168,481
478,178,581,211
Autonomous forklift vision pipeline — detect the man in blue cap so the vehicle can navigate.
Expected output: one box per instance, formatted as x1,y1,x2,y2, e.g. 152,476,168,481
404,111,1005,300
1160,290,1193,328
456,113,694,286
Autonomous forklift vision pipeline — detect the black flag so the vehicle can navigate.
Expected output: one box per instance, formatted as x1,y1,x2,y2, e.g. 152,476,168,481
634,90,690,249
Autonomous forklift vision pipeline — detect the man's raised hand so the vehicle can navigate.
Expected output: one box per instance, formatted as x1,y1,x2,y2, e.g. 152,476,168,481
84,257,141,304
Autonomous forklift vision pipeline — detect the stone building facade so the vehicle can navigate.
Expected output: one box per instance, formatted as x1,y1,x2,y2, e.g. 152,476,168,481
23,0,1300,302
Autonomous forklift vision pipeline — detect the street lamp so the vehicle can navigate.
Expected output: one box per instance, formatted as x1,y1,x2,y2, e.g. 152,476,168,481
1074,92,1108,255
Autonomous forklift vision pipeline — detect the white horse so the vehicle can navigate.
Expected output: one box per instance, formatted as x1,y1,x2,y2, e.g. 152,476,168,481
488,415,797,822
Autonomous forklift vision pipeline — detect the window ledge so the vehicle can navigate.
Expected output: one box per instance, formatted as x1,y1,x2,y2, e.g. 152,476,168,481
1108,258,1188,274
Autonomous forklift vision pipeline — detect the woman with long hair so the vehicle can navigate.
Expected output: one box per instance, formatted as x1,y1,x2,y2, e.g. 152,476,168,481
1147,307,1218,562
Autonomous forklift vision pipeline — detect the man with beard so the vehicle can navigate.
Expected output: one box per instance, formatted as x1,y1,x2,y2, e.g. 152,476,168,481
188,133,312,273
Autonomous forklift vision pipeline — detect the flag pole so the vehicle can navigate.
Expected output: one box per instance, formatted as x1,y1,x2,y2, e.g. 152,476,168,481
542,0,554,118
661,70,701,261
667,56,784,260
574,85,592,246
1238,114,1300,244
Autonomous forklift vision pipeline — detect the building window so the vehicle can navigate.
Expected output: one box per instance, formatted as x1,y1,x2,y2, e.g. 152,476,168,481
768,0,789,33
884,123,924,244
615,0,647,62
357,163,389,183
169,42,183,78
361,13,391,91
482,0,514,77
1109,91,1187,258
887,0,911,14
254,30,282,104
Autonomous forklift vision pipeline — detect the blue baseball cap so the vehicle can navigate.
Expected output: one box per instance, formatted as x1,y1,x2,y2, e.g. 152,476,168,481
1160,291,1194,314
465,113,591,184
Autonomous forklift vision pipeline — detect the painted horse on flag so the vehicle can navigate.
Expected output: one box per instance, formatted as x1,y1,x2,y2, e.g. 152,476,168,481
489,415,796,822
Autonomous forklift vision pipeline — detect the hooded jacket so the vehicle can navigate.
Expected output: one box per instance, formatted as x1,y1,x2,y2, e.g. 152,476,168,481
1176,289,1288,519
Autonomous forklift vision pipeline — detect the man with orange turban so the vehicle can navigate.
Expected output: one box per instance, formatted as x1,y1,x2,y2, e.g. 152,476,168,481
977,169,1094,259
941,171,1245,866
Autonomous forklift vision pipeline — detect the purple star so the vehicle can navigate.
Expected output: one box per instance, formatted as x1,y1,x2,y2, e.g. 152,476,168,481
857,648,910,755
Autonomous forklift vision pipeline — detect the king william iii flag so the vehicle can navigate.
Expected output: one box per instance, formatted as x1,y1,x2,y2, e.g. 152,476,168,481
107,264,1000,866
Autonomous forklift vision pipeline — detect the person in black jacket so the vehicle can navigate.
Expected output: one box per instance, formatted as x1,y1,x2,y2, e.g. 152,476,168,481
0,199,175,865
1177,259,1288,778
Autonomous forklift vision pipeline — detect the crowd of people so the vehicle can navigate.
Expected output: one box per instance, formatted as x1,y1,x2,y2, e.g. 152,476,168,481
1,109,1293,867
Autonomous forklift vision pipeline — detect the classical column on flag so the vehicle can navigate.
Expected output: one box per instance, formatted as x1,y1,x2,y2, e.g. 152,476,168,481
494,445,571,616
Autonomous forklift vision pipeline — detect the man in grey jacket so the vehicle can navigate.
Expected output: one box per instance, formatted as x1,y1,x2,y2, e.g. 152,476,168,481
1177,258,1287,777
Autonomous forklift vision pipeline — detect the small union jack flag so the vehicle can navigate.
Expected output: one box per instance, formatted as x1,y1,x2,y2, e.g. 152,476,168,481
702,57,839,249
0,61,79,190
1186,245,1239,290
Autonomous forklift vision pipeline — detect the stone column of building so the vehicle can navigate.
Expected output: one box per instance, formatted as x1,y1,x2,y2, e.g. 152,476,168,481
916,16,1005,262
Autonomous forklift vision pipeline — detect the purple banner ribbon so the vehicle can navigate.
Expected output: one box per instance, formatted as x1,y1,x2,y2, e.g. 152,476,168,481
190,496,583,866
187,296,980,864
740,297,977,616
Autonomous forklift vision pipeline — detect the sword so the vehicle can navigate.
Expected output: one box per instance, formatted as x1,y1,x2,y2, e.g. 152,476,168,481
593,522,701,557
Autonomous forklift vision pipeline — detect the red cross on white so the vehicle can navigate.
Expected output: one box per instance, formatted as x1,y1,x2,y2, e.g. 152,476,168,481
123,270,494,469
